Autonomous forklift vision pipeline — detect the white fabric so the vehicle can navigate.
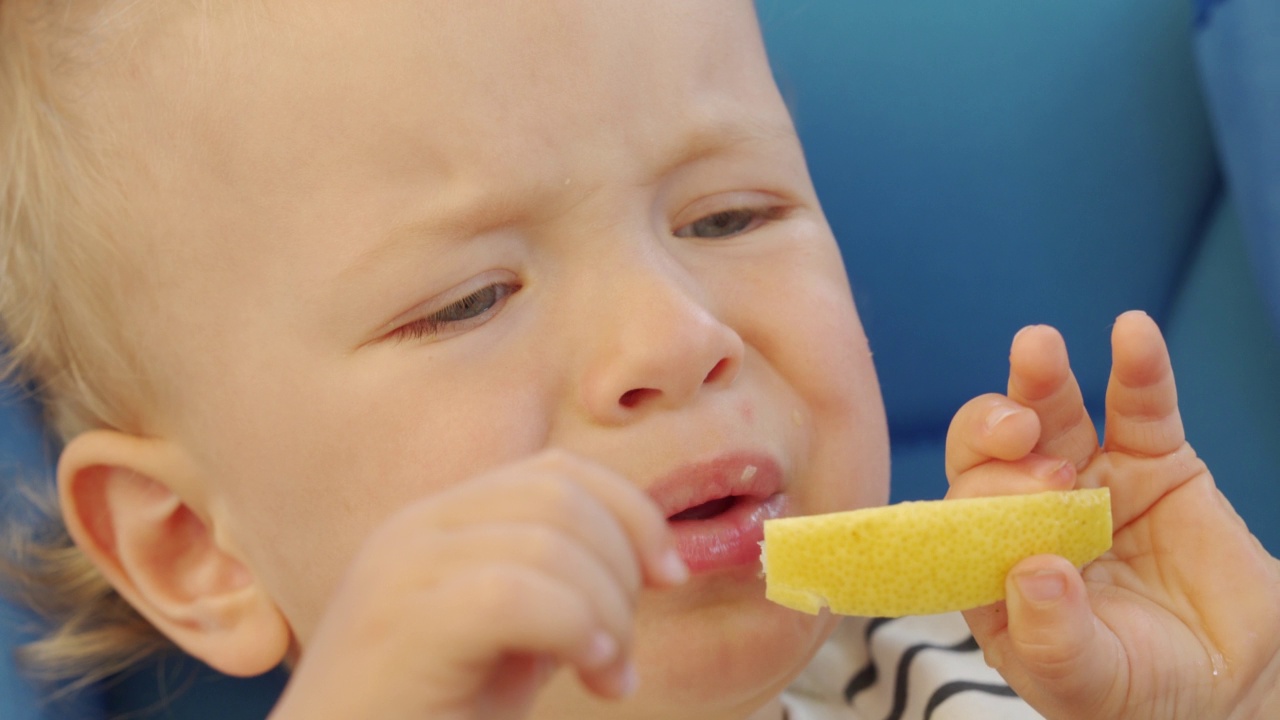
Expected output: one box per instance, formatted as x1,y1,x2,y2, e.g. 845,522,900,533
783,614,1045,720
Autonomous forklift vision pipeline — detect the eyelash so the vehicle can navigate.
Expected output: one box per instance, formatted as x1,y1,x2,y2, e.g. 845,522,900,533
383,204,784,343
389,282,518,343
673,205,790,239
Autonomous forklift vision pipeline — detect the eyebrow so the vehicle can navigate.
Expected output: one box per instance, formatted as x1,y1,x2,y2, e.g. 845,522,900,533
341,116,800,282
649,116,800,184
338,190,530,287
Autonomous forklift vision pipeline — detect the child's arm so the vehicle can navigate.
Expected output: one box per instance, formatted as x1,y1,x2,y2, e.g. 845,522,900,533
944,310,1280,719
265,450,685,720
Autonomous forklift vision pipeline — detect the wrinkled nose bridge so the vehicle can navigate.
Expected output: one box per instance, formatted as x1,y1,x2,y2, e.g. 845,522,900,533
577,254,743,420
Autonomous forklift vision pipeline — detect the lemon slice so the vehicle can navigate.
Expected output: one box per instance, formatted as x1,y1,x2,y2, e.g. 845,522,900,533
761,488,1111,616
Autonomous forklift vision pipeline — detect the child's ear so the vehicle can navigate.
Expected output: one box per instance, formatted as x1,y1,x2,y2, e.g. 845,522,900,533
56,429,290,677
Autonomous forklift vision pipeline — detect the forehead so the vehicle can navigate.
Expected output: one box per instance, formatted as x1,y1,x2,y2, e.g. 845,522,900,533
76,0,801,404
84,1,796,294
99,1,783,183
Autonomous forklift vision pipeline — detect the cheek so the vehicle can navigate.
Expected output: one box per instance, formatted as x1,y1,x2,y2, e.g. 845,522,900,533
793,287,890,507
736,241,882,419
188,354,551,641
731,241,889,510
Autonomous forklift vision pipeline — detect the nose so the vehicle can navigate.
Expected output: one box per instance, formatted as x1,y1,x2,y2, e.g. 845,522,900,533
578,267,744,425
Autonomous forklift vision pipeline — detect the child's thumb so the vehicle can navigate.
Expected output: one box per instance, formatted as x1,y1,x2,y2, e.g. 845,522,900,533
1003,555,1120,716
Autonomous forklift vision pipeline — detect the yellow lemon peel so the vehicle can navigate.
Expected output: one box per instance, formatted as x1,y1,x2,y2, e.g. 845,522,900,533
761,488,1112,616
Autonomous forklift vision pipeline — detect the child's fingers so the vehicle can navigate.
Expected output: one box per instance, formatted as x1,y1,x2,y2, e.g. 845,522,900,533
531,451,687,586
434,564,640,699
280,451,678,717
416,524,639,658
284,554,641,718
945,394,1041,482
1007,325,1099,470
945,454,1077,500
422,476,643,601
1102,311,1185,457
428,451,686,590
980,554,1125,718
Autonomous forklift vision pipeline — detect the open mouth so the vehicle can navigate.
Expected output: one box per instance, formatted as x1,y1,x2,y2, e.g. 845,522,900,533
646,452,788,573
665,492,788,574
668,495,742,522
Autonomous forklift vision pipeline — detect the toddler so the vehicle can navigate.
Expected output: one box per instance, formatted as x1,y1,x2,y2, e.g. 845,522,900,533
1,1,1276,719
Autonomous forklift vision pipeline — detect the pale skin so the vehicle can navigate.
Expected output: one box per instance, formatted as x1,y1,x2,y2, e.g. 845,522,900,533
31,1,1276,718
56,2,879,719
947,311,1280,719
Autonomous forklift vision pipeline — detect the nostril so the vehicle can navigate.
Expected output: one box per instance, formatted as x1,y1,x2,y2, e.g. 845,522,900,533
616,357,733,410
704,358,731,385
619,388,660,408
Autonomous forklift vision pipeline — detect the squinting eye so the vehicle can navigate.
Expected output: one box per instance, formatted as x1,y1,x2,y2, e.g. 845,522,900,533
390,283,517,343
673,206,787,239
432,285,502,323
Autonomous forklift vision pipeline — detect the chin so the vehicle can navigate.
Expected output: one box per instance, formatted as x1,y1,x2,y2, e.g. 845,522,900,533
563,573,835,719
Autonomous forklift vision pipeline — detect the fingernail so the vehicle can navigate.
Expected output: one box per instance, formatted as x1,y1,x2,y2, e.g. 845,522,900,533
657,548,689,586
614,660,640,697
985,405,1021,433
581,631,618,668
1015,570,1066,606
1034,457,1073,483
1011,325,1035,347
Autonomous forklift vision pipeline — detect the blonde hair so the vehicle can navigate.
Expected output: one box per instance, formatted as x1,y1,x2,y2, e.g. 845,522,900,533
0,0,173,692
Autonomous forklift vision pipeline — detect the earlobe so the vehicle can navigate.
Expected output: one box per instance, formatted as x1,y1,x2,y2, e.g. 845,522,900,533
57,430,291,677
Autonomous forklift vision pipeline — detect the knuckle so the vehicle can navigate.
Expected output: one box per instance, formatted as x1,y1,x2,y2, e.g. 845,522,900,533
460,566,598,634
949,394,1004,434
613,552,643,596
972,393,1012,413
1013,635,1086,683
455,565,540,616
534,447,586,474
528,473,588,522
518,524,573,566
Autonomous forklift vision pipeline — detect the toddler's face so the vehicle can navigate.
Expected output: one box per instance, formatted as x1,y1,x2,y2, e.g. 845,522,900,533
92,0,888,715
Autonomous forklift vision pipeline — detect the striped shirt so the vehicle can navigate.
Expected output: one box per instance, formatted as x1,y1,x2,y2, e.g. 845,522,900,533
783,614,1044,720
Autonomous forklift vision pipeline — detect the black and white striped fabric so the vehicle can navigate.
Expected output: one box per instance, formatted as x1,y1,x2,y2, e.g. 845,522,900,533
783,614,1045,720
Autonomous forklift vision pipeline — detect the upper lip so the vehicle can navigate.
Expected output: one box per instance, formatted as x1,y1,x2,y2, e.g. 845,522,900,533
646,452,784,519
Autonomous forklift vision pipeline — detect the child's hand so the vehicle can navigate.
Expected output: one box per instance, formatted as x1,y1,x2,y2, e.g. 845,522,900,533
267,450,686,720
945,311,1280,719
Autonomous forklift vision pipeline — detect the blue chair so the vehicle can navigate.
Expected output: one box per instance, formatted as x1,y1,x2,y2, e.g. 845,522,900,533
1194,0,1280,331
755,0,1280,540
5,0,1278,717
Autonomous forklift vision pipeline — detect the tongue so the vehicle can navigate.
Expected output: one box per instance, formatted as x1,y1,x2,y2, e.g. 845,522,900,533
669,496,737,522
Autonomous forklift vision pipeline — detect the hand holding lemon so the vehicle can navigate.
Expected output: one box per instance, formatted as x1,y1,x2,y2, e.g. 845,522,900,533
763,313,1280,719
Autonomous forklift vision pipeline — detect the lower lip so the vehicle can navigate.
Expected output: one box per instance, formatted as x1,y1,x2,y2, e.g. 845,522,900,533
669,494,788,574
